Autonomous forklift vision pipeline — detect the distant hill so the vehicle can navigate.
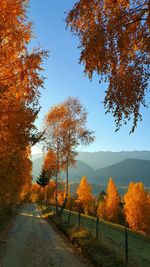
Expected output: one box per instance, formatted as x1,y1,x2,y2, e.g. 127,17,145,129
31,153,43,161
94,159,150,187
32,158,94,182
70,183,103,196
61,160,94,183
69,183,127,196
77,150,150,169
32,157,43,181
32,151,150,187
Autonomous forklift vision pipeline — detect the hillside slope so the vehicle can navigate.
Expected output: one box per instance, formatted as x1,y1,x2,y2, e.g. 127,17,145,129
94,159,150,186
32,155,150,187
32,158,94,183
32,157,43,180
77,150,150,169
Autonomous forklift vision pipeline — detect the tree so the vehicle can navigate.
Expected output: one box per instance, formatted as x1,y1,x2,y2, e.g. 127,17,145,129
36,169,49,188
98,178,120,222
46,180,56,205
60,97,95,211
97,190,107,219
124,182,150,235
43,149,57,179
98,190,106,204
43,104,66,212
36,169,49,203
0,0,47,215
43,97,94,213
98,200,107,220
76,176,94,214
66,0,150,132
30,183,42,203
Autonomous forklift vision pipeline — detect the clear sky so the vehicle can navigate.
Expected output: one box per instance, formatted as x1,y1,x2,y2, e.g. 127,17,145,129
29,0,150,154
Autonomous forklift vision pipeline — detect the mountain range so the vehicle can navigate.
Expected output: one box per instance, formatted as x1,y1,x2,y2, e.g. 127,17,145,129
31,151,150,187
77,150,150,169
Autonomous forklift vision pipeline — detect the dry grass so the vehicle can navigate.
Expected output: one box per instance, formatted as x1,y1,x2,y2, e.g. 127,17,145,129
39,205,146,267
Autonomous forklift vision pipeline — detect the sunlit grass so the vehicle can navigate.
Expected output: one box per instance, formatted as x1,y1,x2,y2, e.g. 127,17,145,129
39,204,150,267
18,212,41,218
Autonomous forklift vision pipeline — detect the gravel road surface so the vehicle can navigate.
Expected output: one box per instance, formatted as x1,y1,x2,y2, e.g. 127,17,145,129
0,203,89,267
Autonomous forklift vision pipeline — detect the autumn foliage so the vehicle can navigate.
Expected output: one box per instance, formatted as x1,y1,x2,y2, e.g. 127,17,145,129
43,97,94,211
0,0,47,215
43,149,57,179
66,0,150,132
97,178,150,235
98,178,120,222
124,182,150,235
76,176,94,213
31,172,150,236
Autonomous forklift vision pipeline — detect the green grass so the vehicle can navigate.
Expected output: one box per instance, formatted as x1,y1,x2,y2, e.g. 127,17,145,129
40,205,150,267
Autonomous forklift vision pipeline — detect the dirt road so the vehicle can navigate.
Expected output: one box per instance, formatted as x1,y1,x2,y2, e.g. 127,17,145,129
0,204,89,267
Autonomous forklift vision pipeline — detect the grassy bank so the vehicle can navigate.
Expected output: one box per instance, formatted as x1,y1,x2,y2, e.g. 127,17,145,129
39,205,150,267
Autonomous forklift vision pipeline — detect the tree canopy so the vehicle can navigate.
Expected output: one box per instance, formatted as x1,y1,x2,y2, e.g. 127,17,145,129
43,97,95,210
36,169,49,188
124,182,150,234
0,0,47,214
66,0,150,132
77,176,94,213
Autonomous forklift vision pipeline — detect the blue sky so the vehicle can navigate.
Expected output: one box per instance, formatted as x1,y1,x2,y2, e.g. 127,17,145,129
29,0,150,154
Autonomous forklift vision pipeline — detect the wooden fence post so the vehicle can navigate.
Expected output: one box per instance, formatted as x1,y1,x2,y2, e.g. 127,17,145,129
78,211,81,230
96,216,99,238
68,209,72,224
119,201,128,265
125,225,128,265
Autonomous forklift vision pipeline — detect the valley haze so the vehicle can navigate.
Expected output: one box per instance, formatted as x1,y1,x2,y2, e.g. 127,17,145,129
32,150,150,193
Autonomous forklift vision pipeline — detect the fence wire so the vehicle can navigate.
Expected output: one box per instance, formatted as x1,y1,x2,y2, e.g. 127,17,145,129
46,205,150,267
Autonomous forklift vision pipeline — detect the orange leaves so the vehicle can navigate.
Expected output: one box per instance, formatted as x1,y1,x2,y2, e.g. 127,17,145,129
66,0,150,132
105,178,121,222
0,0,47,213
43,98,94,210
43,150,57,178
45,105,66,130
76,176,94,213
124,182,150,235
98,178,120,222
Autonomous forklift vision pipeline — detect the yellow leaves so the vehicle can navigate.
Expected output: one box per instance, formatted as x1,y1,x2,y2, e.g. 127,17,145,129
43,150,57,178
43,97,94,177
133,43,138,51
0,0,46,213
98,201,107,219
46,105,66,126
77,176,94,213
66,0,149,132
124,182,150,235
98,178,120,223
1,37,9,46
105,178,121,222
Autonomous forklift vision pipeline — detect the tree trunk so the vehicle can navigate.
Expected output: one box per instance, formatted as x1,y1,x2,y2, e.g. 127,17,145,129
78,211,81,230
46,182,50,204
55,168,58,214
96,216,99,238
68,209,72,224
125,225,128,264
55,145,59,215
42,187,45,203
60,160,69,214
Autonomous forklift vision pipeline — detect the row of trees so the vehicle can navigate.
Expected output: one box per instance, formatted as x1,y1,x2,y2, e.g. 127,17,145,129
79,176,150,236
31,175,150,236
0,0,46,216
